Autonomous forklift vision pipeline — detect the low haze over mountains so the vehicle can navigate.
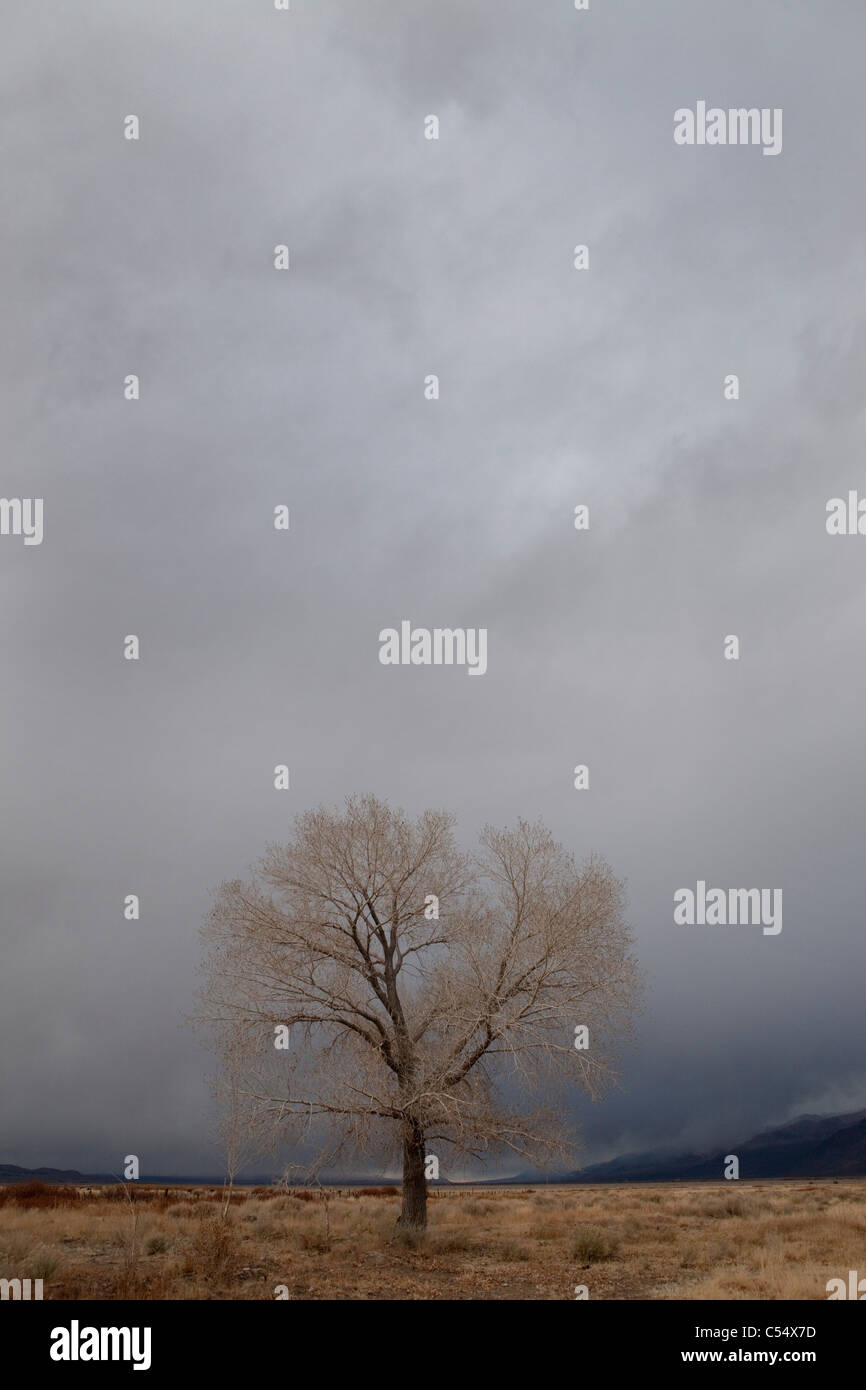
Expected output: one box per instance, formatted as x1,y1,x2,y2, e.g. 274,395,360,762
554,1110,866,1184
5,1111,866,1187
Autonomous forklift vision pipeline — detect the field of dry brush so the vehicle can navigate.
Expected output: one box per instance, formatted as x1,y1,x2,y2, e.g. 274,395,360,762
1,1178,863,1300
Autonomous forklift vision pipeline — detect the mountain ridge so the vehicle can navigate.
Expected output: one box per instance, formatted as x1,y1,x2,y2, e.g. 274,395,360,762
552,1108,866,1184
5,1109,866,1186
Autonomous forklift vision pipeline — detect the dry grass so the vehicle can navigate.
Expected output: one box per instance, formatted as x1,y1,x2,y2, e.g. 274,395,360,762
0,1179,862,1300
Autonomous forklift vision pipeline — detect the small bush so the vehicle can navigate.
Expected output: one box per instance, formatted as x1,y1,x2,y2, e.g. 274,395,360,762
300,1229,331,1253
499,1240,530,1262
192,1217,237,1275
432,1230,475,1254
0,1233,33,1263
572,1228,619,1264
30,1246,60,1279
190,1201,219,1219
394,1225,426,1250
2,1181,80,1210
529,1219,564,1241
704,1197,745,1219
256,1220,283,1243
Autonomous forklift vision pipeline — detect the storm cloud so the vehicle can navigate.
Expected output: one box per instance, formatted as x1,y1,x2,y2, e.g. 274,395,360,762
1,0,864,1176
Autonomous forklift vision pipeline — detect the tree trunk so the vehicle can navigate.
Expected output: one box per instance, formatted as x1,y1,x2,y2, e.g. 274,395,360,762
399,1119,427,1228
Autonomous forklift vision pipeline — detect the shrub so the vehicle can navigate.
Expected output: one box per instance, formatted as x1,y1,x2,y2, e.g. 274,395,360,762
432,1230,475,1254
30,1246,60,1279
192,1217,236,1275
572,1227,619,1264
189,1201,219,1219
2,1181,80,1210
704,1197,745,1219
300,1229,331,1253
464,1200,493,1216
499,1240,530,1262
394,1225,426,1251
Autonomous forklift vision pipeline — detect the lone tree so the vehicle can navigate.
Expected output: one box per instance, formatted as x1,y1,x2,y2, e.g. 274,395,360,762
197,795,641,1228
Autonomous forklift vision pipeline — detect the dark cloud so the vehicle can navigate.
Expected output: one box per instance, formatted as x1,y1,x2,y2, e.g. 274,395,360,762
1,0,864,1175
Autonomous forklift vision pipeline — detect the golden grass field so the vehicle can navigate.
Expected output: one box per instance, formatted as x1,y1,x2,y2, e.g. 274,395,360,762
1,1178,863,1300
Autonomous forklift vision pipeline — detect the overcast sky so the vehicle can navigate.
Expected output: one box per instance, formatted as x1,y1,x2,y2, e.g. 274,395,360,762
2,0,865,1178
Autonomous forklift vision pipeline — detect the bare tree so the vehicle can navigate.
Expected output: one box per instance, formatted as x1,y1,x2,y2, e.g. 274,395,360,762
211,1038,268,1220
196,795,641,1228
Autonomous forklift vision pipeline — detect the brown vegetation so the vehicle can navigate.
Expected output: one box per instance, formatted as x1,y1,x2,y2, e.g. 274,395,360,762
0,1179,862,1300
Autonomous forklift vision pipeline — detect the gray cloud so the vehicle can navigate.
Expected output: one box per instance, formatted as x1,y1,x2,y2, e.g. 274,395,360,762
1,0,864,1175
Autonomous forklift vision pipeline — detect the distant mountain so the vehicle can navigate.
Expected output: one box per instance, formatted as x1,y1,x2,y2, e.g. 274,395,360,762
555,1109,866,1184
7,1110,866,1188
0,1165,250,1186
0,1163,447,1188
0,1164,89,1183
